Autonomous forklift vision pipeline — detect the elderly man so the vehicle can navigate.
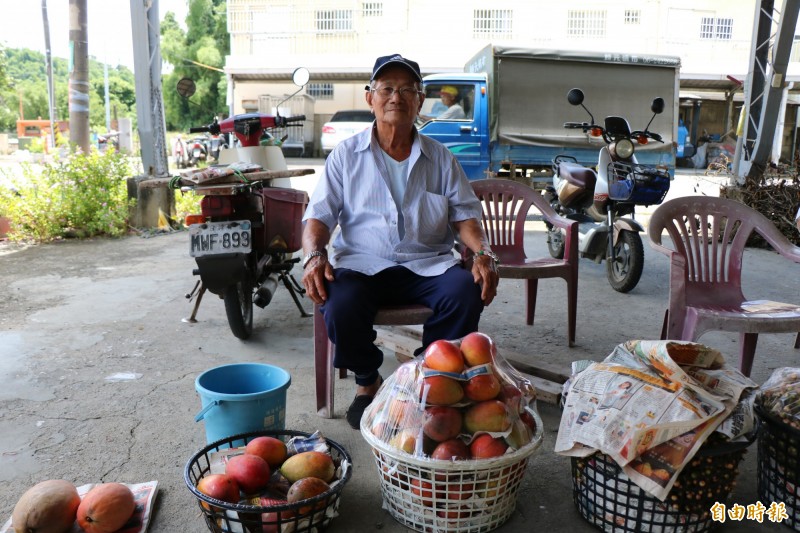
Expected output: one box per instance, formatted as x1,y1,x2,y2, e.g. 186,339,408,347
301,54,499,428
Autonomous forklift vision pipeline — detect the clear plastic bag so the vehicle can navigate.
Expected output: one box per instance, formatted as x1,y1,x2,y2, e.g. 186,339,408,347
756,367,800,430
362,332,540,460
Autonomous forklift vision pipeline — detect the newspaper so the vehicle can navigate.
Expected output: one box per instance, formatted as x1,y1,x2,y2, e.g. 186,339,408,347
1,480,158,533
555,340,756,501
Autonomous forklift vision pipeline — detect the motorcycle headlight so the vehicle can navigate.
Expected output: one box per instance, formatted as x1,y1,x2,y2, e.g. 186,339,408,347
615,139,635,159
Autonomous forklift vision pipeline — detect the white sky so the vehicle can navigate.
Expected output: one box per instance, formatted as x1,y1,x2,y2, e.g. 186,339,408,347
0,0,189,69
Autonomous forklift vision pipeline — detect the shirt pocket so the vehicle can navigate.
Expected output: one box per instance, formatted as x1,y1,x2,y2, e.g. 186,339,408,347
415,191,449,242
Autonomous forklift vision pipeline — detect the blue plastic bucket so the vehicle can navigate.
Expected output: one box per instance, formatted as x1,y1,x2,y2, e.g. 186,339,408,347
194,363,291,445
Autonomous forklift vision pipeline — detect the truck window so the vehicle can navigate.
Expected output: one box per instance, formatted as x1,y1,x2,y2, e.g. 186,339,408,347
420,84,473,122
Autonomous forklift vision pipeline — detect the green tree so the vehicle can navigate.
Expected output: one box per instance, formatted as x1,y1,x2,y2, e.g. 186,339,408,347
0,47,137,134
161,0,228,131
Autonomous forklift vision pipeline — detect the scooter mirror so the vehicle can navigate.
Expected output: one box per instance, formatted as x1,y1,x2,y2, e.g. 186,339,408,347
176,78,196,99
651,97,665,115
567,88,584,106
292,67,310,87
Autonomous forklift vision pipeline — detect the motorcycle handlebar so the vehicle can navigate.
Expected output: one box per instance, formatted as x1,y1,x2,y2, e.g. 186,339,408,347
189,126,211,133
631,130,665,143
284,115,305,123
564,122,592,129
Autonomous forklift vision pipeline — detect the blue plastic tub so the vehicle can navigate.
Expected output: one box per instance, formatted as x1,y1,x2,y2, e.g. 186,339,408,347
194,363,291,446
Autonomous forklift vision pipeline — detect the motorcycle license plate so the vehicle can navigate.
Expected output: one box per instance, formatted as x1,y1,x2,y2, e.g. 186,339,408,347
193,148,202,157
189,220,251,257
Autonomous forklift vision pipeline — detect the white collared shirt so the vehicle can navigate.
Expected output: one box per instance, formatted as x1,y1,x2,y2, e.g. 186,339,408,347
303,125,481,276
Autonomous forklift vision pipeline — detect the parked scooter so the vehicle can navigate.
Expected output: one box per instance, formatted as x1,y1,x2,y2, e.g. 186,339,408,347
544,88,671,293
172,134,189,169
186,135,209,167
177,68,313,339
208,132,227,161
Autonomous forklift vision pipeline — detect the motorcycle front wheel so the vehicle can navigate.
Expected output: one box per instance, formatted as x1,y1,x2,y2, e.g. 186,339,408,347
223,277,254,339
606,230,644,293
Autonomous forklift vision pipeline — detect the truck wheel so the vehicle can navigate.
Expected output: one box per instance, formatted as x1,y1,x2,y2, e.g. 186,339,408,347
224,277,254,340
547,227,565,259
606,230,644,293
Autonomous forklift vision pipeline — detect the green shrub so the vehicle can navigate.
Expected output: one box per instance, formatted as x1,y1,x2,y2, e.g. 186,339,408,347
0,148,135,242
173,188,202,225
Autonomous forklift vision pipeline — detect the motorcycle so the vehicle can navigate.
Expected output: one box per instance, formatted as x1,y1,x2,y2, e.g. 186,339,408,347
187,135,209,167
177,67,313,339
544,88,671,293
172,135,189,169
208,132,227,161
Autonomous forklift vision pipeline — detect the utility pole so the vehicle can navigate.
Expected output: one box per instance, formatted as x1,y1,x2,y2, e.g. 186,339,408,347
733,0,800,184
68,0,90,154
42,0,56,150
129,0,172,230
130,0,169,178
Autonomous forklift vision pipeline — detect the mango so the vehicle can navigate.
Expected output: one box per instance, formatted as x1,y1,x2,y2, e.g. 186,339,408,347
463,400,511,434
422,406,462,442
280,451,335,483
286,477,330,514
12,479,80,533
422,375,464,406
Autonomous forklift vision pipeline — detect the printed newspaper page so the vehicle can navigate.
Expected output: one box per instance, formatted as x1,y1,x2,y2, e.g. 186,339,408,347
555,340,756,500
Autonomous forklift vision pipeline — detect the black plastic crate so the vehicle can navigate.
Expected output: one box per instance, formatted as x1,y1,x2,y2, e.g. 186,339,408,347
572,435,752,533
757,404,800,531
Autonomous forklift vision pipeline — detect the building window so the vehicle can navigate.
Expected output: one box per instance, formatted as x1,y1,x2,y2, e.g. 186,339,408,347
307,83,334,100
473,9,513,37
791,35,800,62
624,9,640,25
362,2,382,17
567,10,607,38
700,17,733,40
315,10,354,33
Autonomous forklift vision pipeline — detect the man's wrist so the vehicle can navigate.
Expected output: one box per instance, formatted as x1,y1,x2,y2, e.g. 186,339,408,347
302,250,326,269
474,249,500,264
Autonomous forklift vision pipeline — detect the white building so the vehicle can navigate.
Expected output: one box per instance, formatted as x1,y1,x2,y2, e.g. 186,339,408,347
224,0,800,158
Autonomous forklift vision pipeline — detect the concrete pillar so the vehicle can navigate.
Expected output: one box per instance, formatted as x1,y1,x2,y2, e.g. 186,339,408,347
127,176,174,229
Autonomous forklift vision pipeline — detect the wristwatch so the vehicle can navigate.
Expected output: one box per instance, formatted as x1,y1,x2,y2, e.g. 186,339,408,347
474,249,500,264
302,250,326,269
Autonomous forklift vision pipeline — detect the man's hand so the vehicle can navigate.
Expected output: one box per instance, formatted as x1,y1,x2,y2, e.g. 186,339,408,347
471,255,499,306
302,256,334,305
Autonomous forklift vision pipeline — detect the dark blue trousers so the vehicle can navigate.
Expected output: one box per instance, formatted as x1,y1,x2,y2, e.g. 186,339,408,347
319,265,484,385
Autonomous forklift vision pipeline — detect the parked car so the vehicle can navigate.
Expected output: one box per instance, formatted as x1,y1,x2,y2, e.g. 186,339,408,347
320,110,373,156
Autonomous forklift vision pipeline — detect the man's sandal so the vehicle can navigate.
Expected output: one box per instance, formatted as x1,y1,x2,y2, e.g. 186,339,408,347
345,376,383,429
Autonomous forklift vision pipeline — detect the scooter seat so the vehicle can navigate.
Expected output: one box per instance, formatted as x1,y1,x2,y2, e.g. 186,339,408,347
558,162,597,191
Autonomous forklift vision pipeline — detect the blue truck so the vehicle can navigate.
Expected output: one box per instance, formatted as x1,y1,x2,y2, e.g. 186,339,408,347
417,45,684,181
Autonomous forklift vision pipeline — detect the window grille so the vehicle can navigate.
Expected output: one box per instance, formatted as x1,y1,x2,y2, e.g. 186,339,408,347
716,18,733,40
473,9,513,37
700,16,733,40
624,9,640,25
307,83,334,100
362,2,382,17
315,10,354,32
567,10,607,38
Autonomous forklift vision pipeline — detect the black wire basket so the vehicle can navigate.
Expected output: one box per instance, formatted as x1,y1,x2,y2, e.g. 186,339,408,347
756,403,800,531
572,432,754,533
184,430,352,533
607,162,670,205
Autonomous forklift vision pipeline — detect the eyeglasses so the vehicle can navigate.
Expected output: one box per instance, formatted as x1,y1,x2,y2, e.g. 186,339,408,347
368,86,422,99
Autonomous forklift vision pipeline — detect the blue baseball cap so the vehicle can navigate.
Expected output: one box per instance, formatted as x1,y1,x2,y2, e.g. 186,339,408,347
370,54,422,83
